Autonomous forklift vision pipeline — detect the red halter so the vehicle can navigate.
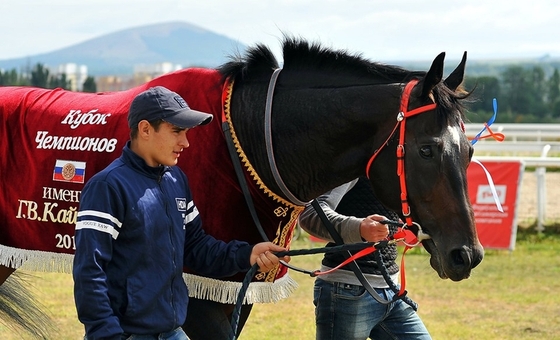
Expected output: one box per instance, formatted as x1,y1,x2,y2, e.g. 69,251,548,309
365,79,437,227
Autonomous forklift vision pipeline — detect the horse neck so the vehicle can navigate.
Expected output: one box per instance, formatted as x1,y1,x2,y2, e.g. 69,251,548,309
230,82,401,203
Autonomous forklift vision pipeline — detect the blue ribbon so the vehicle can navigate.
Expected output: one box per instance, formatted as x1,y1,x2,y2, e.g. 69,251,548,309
471,98,498,145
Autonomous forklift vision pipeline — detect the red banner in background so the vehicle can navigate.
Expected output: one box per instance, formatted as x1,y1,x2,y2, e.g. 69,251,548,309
467,160,525,250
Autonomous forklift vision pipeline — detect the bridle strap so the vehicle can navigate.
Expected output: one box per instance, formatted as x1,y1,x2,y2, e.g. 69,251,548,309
397,80,437,226
223,121,269,242
365,79,436,228
264,68,310,206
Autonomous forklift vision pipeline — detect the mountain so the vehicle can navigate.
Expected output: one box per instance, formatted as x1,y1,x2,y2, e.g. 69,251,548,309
2,21,559,78
0,21,247,76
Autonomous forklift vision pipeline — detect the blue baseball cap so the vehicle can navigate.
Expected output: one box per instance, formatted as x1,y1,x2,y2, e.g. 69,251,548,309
128,86,213,129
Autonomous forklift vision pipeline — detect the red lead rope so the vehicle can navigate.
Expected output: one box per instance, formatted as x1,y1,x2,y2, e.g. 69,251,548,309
312,227,417,297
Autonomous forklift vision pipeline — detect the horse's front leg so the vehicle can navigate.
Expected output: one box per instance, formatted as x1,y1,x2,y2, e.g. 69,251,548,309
0,264,15,285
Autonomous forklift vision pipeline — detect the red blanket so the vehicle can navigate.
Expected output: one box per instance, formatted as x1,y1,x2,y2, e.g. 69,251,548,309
0,68,302,303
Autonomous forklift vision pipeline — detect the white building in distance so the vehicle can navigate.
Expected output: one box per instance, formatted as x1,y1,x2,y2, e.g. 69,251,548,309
55,63,88,91
133,62,182,78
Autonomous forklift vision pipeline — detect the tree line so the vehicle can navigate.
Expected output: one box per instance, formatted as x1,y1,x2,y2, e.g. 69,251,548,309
1,61,560,123
0,62,96,92
462,65,559,123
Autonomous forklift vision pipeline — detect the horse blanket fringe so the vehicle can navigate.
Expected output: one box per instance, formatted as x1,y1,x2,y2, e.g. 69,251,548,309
0,68,301,303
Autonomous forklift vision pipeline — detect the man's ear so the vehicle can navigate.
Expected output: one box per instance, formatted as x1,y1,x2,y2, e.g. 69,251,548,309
137,120,152,139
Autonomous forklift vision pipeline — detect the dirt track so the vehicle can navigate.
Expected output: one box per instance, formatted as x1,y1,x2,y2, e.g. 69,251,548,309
517,171,560,225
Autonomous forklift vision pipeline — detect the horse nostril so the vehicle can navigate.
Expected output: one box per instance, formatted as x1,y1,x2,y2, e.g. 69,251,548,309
450,247,472,268
447,246,484,280
451,249,465,265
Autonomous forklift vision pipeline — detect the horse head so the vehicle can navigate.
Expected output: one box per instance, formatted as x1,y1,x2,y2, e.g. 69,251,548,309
220,39,483,281
367,52,484,281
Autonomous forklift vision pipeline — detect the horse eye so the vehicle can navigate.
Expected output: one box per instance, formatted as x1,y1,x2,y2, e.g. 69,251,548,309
420,145,433,159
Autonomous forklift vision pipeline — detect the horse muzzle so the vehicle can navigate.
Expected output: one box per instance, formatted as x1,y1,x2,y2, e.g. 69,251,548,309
423,239,484,281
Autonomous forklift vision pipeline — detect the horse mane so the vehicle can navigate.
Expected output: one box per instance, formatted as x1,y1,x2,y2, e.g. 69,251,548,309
218,36,423,85
217,36,469,121
218,42,280,81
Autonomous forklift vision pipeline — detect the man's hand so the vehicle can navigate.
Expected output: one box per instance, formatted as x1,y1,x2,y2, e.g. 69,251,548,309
250,242,290,272
359,214,389,242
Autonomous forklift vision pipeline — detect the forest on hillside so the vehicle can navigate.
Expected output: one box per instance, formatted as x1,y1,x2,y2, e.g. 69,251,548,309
464,64,560,123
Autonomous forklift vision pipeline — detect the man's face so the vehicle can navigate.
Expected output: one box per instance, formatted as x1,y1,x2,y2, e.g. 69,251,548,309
144,121,190,167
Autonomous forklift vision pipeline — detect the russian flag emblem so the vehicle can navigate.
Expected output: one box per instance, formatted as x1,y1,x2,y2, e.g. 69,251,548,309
53,160,86,184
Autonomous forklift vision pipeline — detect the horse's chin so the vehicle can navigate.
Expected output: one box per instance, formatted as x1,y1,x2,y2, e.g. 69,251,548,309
421,239,448,279
422,239,461,281
429,255,449,280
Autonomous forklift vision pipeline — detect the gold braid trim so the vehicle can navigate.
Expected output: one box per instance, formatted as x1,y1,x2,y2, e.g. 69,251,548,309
223,81,303,209
223,81,305,282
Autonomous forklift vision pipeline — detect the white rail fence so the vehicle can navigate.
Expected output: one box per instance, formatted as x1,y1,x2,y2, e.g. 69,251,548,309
465,123,560,142
465,124,560,231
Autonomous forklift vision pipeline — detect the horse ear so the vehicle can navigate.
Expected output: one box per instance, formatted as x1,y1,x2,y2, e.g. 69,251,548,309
421,52,445,99
444,51,467,91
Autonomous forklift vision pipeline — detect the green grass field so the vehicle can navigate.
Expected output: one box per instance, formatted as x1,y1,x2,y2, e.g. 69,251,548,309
1,227,559,339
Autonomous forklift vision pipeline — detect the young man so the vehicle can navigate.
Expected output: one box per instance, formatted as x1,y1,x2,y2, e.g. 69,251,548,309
298,177,431,340
73,86,287,340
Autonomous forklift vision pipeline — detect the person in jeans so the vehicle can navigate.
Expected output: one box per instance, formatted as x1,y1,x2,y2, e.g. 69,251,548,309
298,177,431,340
73,86,288,340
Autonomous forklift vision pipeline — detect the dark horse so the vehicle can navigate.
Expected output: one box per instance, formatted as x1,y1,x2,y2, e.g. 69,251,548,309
0,38,483,338
220,39,483,279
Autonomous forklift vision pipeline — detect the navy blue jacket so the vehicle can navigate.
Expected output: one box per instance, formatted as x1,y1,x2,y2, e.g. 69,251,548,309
73,143,252,339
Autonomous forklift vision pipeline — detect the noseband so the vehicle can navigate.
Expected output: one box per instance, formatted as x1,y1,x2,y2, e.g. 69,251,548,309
365,79,436,236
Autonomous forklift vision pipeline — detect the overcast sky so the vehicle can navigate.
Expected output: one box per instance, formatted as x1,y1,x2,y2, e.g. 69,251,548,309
2,0,558,63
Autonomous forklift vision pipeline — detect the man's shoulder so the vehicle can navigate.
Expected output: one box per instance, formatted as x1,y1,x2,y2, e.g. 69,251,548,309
87,158,128,184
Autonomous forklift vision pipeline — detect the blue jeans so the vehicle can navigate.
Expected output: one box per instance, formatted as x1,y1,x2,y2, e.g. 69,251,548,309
313,279,431,340
122,327,189,340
